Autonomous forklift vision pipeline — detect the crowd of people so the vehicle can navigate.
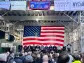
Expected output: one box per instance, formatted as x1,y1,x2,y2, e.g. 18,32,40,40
23,45,61,53
0,45,84,63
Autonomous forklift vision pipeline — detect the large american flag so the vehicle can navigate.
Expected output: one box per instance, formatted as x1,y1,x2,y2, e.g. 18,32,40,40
22,26,64,46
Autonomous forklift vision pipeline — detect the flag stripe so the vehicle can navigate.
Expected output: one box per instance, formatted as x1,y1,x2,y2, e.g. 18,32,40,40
23,37,64,40
23,42,64,46
41,33,64,36
41,30,64,32
41,28,64,30
23,41,64,43
41,31,64,34
42,26,64,27
40,35,64,38
41,27,64,28
23,38,64,42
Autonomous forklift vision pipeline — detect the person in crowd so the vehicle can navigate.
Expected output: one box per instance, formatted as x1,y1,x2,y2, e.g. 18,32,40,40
57,46,62,53
42,54,53,63
57,51,70,63
19,53,25,63
26,46,29,52
72,54,81,63
51,53,59,63
68,53,73,63
62,46,67,51
40,44,45,52
32,52,38,63
67,44,71,53
24,46,28,52
49,45,53,53
14,53,23,63
32,45,36,52
7,51,15,63
45,46,49,53
30,45,33,52
34,54,42,63
35,45,40,51
7,52,10,56
81,53,84,63
5,52,10,62
28,45,32,51
18,45,23,52
24,52,33,63
53,45,57,53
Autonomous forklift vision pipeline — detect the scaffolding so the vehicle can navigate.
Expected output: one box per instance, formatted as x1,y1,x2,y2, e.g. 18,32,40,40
0,10,84,53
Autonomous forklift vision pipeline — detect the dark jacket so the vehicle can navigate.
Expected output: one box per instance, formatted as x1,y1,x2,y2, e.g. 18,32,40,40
34,58,42,63
57,54,69,63
34,59,53,63
19,56,25,63
7,58,14,63
14,57,23,63
42,60,53,63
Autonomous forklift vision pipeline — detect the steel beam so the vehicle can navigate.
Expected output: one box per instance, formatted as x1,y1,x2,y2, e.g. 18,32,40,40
3,16,77,21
